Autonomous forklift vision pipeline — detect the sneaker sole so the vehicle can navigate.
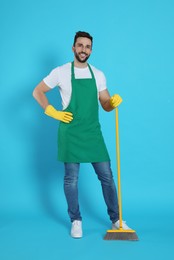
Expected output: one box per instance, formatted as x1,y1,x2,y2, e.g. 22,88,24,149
71,234,83,238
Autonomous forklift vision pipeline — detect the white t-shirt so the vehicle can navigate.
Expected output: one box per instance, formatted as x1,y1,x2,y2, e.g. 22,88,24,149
43,62,107,109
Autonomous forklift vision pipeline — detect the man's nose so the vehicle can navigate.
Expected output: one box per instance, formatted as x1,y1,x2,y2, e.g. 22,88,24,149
81,46,86,52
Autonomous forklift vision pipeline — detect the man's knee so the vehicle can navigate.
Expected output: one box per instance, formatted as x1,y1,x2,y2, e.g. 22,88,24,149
64,163,79,186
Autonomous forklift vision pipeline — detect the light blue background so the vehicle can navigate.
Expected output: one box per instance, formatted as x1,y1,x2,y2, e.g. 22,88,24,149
1,0,174,259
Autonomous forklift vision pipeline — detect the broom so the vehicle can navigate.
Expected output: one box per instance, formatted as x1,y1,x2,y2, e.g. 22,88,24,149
104,107,138,241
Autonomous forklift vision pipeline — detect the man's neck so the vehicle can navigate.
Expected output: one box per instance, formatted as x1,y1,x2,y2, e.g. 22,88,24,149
74,59,88,68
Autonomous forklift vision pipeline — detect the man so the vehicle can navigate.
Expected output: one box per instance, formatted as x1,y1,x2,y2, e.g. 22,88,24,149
33,31,131,238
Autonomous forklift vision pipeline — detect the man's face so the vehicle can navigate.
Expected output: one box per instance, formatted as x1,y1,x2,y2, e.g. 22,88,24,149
72,37,92,63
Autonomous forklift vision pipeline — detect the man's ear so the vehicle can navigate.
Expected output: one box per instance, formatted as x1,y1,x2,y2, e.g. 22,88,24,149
72,46,75,52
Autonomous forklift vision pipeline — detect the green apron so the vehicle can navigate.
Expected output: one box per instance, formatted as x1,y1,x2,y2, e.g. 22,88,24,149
58,62,110,163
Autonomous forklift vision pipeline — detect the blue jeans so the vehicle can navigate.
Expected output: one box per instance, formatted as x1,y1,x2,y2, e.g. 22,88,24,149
64,161,119,223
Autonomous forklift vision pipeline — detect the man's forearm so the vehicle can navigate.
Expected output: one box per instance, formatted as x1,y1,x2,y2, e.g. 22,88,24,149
33,88,49,110
33,81,51,110
101,99,114,112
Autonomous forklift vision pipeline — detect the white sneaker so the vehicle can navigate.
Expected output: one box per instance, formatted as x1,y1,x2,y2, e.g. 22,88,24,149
71,220,82,238
112,220,131,230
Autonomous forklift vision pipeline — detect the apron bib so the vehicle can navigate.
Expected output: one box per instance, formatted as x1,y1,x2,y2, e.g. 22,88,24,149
58,62,110,163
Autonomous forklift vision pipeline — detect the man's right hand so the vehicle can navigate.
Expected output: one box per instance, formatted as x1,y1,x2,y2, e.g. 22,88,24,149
45,105,73,123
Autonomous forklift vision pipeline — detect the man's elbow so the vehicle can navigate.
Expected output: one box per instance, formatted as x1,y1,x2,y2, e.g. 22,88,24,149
32,88,37,99
32,87,40,101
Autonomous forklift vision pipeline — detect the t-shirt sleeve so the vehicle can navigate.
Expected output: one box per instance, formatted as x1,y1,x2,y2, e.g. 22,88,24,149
43,67,60,89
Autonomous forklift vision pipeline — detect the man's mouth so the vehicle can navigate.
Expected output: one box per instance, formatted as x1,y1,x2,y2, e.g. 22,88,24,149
79,52,87,58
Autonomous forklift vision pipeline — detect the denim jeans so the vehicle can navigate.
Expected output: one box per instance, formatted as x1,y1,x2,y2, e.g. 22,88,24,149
64,161,119,223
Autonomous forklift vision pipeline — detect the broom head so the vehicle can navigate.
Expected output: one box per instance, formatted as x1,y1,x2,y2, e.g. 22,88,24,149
104,229,139,241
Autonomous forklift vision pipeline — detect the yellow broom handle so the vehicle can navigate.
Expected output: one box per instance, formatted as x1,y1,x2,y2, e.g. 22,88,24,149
115,107,123,229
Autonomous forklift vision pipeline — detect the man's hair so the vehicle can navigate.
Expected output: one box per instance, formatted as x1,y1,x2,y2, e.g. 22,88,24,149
73,31,93,47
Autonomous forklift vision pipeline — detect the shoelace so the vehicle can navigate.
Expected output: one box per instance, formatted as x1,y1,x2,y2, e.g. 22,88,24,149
116,220,126,225
73,221,81,227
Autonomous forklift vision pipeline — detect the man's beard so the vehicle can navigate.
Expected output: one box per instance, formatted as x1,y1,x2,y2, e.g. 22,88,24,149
74,51,90,63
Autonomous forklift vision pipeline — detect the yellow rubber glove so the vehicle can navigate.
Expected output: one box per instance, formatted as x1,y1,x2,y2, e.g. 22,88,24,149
110,94,123,108
45,105,73,123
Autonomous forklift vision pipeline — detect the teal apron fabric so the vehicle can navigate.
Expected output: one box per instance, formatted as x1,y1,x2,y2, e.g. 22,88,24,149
58,62,110,163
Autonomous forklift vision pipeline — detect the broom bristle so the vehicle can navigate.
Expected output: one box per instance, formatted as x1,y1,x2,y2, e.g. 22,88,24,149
104,231,139,241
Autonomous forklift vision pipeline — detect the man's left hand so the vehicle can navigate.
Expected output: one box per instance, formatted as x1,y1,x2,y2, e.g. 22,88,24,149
110,94,123,108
